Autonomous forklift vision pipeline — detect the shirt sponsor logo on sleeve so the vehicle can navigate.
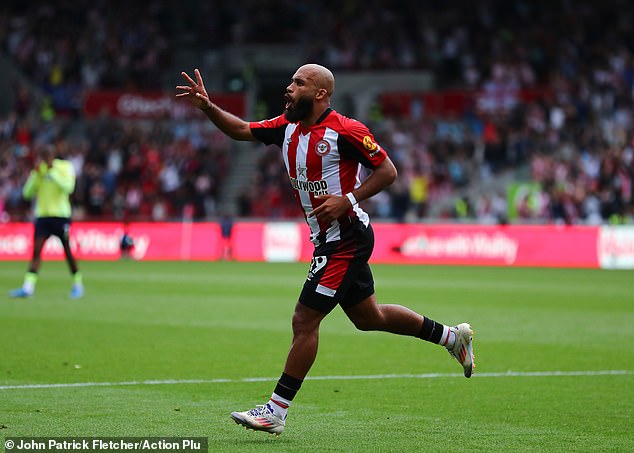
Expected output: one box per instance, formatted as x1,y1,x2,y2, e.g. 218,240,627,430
363,135,378,151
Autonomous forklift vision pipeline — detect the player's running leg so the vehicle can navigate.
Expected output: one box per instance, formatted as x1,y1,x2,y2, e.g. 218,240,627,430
61,235,83,299
344,295,475,377
9,237,46,298
231,303,325,435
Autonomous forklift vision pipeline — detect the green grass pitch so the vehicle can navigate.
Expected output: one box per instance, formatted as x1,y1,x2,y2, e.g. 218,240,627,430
0,260,632,452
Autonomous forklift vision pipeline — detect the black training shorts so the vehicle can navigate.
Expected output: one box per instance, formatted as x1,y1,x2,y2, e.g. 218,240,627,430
34,217,71,241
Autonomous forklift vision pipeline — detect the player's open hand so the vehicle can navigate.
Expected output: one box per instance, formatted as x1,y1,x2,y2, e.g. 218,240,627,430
176,69,211,110
308,194,352,223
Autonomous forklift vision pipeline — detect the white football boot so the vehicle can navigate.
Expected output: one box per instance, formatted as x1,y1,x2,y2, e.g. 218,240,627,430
230,404,285,435
447,323,475,378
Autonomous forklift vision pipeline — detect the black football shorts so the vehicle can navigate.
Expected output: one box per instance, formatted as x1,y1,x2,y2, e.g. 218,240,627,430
299,222,375,314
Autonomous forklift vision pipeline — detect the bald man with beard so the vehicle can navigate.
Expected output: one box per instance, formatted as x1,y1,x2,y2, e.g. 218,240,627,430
177,64,475,435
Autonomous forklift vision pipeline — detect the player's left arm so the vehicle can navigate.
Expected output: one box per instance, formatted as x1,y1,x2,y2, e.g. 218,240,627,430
308,156,397,223
22,170,41,200
348,155,397,204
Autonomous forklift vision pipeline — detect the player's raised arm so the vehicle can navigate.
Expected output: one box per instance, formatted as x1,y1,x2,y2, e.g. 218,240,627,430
176,68,255,142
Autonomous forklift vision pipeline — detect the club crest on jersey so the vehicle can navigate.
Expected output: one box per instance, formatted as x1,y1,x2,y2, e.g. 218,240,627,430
314,139,331,156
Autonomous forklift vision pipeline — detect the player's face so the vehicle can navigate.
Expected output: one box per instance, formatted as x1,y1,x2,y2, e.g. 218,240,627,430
284,94,314,122
284,70,317,122
38,147,55,167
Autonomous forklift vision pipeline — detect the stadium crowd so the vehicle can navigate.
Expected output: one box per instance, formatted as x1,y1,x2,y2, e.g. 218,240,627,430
0,112,230,222
0,0,632,224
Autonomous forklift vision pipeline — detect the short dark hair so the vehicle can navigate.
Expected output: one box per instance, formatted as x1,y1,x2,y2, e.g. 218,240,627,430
38,145,56,160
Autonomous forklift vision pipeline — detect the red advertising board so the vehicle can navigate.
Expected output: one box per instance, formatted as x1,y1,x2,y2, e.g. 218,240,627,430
370,224,598,268
1,221,628,268
230,223,599,268
0,222,222,261
231,222,313,262
0,222,124,261
380,87,552,117
83,91,245,119
126,222,222,261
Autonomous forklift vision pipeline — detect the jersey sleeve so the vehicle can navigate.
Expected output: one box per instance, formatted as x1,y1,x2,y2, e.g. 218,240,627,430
249,115,289,147
22,170,41,200
337,118,388,169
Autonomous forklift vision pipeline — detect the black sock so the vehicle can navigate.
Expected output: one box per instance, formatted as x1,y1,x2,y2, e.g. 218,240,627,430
416,317,445,344
274,373,303,401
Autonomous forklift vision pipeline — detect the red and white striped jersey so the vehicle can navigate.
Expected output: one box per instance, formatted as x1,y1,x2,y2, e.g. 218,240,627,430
250,108,387,244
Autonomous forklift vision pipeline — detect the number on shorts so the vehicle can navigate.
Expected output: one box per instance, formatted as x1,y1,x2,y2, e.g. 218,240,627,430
307,256,328,280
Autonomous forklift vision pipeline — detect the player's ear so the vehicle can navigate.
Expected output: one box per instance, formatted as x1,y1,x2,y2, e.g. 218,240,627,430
315,88,327,100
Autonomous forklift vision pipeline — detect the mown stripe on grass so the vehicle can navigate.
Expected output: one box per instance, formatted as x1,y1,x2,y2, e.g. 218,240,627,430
0,370,631,390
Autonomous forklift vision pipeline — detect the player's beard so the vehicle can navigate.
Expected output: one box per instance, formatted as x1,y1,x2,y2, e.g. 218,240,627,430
284,94,314,123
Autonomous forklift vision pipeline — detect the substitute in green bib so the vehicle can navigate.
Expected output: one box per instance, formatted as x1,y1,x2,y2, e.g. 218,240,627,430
10,145,84,299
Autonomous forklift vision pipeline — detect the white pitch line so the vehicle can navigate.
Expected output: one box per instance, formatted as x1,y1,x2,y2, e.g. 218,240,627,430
0,370,631,391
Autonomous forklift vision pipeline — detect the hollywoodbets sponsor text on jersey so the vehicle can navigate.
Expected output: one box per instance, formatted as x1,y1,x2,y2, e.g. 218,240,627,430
289,177,329,195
